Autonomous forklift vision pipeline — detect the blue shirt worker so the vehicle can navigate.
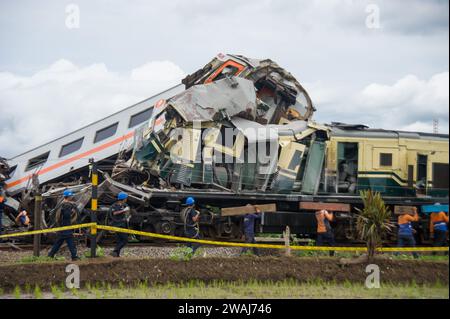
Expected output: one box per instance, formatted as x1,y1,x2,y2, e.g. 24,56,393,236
110,192,130,257
183,197,201,253
429,205,449,256
15,210,31,228
48,190,80,261
397,208,419,259
315,210,336,256
240,205,262,256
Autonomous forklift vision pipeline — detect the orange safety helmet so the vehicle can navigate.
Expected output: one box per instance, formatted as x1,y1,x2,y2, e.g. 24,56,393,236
0,196,4,203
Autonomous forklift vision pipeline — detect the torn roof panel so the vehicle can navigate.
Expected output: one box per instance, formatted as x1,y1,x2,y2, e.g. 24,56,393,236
168,77,257,122
182,54,315,122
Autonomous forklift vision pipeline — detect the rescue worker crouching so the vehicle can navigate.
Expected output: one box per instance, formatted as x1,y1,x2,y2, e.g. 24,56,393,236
182,197,201,253
315,209,336,256
48,190,80,261
110,192,130,257
15,209,31,228
240,205,262,256
396,207,419,259
429,204,449,256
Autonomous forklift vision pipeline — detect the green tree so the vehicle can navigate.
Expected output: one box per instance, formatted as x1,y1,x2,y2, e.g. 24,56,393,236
356,190,394,259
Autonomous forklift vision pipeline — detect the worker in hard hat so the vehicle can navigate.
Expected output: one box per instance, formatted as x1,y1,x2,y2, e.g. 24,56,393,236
315,209,336,256
397,207,419,259
429,204,449,255
48,190,80,261
182,196,201,253
15,209,31,228
109,192,130,257
240,205,262,256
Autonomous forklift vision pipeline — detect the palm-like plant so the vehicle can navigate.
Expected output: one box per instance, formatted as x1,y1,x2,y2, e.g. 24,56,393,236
356,190,394,259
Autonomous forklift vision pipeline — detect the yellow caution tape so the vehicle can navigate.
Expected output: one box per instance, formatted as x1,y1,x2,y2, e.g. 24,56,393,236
0,223,96,239
0,223,448,252
96,225,449,253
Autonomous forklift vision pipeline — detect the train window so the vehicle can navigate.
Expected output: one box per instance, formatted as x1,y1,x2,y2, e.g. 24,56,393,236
288,150,303,171
379,153,392,166
94,122,119,143
59,138,84,158
25,152,50,171
337,142,358,194
129,108,153,128
205,60,246,84
417,154,428,185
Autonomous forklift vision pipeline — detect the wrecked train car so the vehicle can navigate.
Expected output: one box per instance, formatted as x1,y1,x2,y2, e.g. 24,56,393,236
1,54,449,244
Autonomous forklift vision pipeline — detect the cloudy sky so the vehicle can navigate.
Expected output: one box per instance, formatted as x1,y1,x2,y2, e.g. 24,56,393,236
0,0,448,158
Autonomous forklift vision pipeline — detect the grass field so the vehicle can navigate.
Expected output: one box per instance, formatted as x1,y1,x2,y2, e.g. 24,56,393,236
2,280,448,299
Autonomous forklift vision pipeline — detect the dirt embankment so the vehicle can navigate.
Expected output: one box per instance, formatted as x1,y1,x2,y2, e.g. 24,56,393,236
0,257,447,291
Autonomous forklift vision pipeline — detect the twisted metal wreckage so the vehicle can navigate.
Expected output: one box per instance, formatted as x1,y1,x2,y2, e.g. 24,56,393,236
0,54,330,238
1,54,448,242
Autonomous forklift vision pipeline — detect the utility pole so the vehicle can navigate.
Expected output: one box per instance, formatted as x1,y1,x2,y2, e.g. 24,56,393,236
32,174,42,257
89,158,98,258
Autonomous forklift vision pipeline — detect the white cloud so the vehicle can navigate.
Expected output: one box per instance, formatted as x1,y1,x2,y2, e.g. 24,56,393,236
0,57,448,160
0,59,185,158
313,71,449,133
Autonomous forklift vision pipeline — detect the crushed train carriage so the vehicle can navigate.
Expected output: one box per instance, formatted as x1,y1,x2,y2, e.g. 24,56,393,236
1,54,448,244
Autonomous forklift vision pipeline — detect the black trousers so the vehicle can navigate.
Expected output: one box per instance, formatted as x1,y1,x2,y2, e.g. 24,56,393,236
397,234,419,259
48,233,77,259
316,232,336,256
241,233,259,256
185,228,200,253
113,223,128,256
433,230,448,256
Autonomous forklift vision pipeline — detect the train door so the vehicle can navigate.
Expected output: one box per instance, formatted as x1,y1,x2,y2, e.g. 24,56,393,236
301,141,326,194
336,142,359,194
416,154,428,193
432,163,449,195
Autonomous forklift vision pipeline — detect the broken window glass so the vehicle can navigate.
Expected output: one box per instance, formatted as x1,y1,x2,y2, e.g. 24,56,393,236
25,152,50,171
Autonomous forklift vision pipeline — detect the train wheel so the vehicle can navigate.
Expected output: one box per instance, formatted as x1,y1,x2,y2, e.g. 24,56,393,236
153,221,175,243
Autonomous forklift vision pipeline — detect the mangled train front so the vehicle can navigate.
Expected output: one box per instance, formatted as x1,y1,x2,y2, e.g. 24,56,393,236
131,54,327,195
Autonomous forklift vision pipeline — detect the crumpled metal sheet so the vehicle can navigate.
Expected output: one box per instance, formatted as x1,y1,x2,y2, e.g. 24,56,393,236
169,77,257,122
246,59,315,120
182,54,315,122
231,117,278,144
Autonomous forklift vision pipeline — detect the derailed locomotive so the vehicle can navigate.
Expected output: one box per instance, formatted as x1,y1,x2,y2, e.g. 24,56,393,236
1,54,448,244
